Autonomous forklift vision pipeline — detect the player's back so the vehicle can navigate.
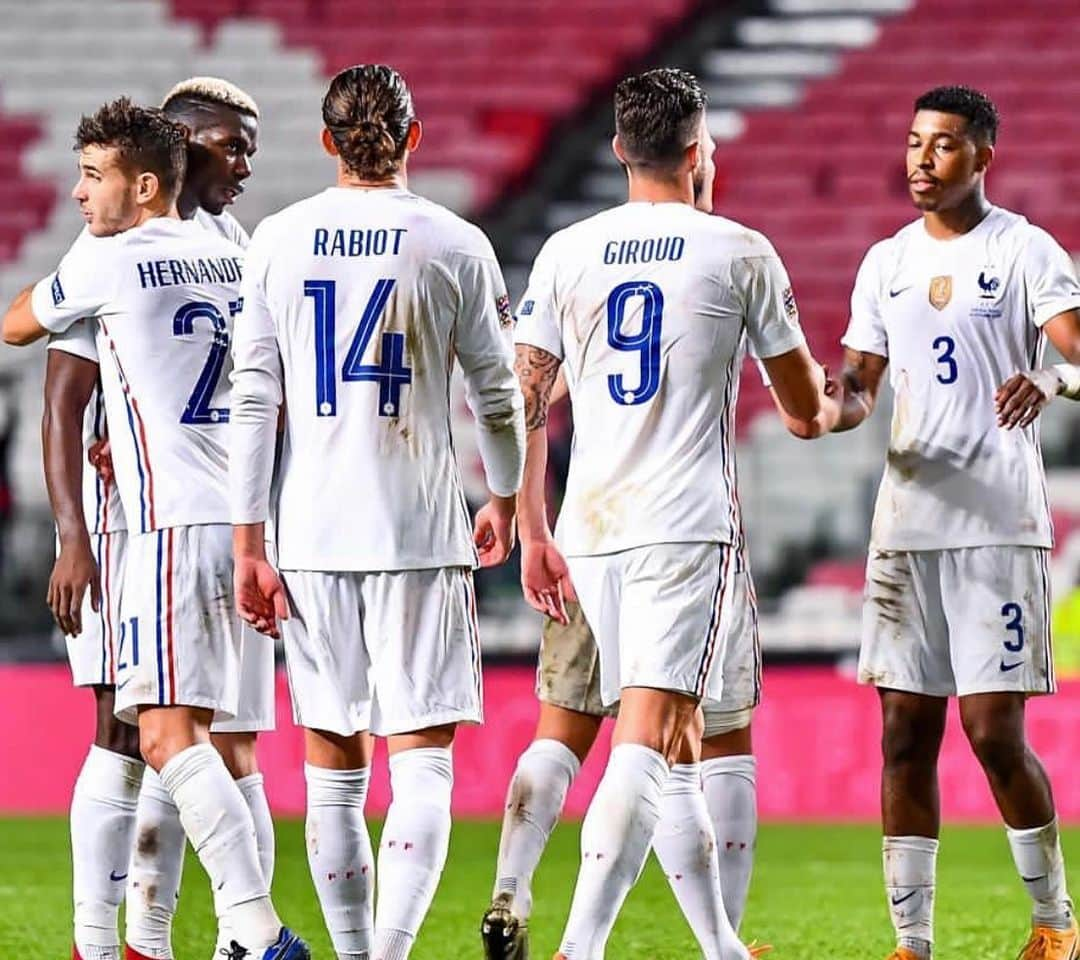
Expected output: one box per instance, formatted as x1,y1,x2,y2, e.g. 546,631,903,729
90,218,243,533
516,202,804,557
248,186,507,572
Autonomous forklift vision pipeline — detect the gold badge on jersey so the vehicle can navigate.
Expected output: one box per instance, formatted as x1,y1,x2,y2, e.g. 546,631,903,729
929,275,952,310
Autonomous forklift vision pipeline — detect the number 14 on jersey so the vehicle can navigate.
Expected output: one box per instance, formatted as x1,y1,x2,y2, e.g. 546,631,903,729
304,278,413,418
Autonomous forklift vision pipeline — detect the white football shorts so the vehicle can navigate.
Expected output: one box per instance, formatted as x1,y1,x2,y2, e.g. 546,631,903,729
114,524,244,725
65,530,127,687
211,538,278,734
279,565,483,737
858,546,1053,697
567,541,739,707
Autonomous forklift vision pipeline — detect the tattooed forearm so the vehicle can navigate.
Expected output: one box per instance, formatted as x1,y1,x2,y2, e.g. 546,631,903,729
514,344,561,431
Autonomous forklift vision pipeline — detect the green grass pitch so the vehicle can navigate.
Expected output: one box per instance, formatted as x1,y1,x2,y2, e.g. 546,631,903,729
1,818,1076,957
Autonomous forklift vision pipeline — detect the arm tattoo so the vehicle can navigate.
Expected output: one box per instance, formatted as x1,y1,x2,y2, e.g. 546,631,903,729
515,344,561,432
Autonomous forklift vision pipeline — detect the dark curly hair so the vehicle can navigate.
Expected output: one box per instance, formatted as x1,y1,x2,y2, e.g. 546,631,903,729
323,65,415,180
614,67,707,171
75,97,188,200
914,85,999,146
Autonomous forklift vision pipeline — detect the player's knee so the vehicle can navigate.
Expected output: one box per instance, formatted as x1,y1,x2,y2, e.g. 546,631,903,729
212,732,259,779
963,717,1025,777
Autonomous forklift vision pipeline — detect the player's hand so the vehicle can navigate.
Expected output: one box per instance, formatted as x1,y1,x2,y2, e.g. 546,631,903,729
47,537,100,637
520,535,576,625
234,555,289,640
88,439,115,487
995,370,1060,429
474,494,517,567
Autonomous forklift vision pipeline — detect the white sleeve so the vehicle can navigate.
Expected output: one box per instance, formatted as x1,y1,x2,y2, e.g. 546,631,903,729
46,319,98,363
30,235,115,334
1023,227,1080,327
452,240,525,498
512,237,563,360
841,244,888,356
734,236,807,360
229,223,282,524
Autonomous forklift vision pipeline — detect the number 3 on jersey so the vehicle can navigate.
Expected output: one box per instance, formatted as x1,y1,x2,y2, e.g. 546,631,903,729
304,278,412,418
933,335,957,384
607,281,663,405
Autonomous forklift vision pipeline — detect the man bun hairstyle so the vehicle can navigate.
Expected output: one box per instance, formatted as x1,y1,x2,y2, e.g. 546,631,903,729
914,85,999,146
161,76,260,120
322,64,414,180
615,67,707,170
75,97,188,200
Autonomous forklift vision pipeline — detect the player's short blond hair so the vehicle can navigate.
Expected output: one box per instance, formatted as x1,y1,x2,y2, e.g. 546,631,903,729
161,77,259,119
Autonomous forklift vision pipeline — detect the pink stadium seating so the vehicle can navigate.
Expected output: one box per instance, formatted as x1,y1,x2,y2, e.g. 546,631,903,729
717,3,1080,428
0,114,54,264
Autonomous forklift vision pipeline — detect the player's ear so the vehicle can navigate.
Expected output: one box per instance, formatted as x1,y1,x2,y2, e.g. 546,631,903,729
134,170,160,206
612,134,628,167
683,138,701,176
321,127,340,158
974,141,994,175
405,119,422,153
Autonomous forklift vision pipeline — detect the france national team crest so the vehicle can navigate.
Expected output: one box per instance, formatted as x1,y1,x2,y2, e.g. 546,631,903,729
495,293,512,329
929,275,952,311
977,270,1001,298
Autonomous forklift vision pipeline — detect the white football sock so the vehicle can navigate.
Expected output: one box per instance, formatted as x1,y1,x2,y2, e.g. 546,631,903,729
373,747,454,960
559,743,669,960
492,738,580,920
237,773,276,889
125,768,186,959
701,754,757,931
70,745,144,959
654,763,745,960
1007,819,1073,930
306,764,375,959
883,835,938,957
157,743,279,952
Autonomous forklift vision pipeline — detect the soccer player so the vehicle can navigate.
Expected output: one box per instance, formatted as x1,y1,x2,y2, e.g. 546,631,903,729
511,67,833,960
41,77,272,960
824,85,1080,960
229,64,525,960
2,98,308,960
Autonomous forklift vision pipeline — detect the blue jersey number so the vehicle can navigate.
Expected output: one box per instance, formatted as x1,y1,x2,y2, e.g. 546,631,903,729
607,281,663,406
174,300,239,424
933,335,957,384
1001,602,1025,652
304,278,411,417
116,616,140,671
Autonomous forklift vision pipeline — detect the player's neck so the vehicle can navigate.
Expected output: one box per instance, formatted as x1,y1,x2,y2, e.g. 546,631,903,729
337,170,408,191
625,171,694,207
922,191,992,240
176,187,201,221
130,201,180,230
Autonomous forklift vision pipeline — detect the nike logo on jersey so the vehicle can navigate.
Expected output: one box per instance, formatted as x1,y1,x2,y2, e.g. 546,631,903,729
109,870,127,882
117,677,132,691
1021,874,1049,883
890,890,918,906
889,286,912,298
999,659,1024,672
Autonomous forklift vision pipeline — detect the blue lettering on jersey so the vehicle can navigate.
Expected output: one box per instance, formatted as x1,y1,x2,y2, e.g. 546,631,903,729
313,227,408,258
136,256,243,289
603,236,685,265
51,273,65,306
520,299,535,316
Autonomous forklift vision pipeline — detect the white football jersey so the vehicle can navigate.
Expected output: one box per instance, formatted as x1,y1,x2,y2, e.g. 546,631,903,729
843,206,1080,551
514,202,806,557
230,186,523,572
32,217,244,533
194,207,251,248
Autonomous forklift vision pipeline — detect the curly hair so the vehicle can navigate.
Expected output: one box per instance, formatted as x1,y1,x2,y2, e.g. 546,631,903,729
75,97,188,200
614,67,707,170
914,85,999,145
322,64,415,180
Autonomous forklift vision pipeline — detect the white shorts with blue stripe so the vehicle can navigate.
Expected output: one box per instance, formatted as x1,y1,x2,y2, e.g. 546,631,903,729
567,541,738,708
114,523,275,728
279,565,483,737
65,530,127,687
858,545,1054,697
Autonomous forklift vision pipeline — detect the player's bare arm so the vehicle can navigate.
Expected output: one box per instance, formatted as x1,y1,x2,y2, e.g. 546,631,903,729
829,347,889,432
761,343,841,438
996,308,1080,429
514,343,574,624
43,349,99,636
1,284,49,346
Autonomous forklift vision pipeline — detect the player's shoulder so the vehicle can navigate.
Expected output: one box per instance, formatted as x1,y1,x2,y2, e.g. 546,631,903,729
400,192,496,260
986,205,1063,257
194,208,250,248
699,213,783,260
